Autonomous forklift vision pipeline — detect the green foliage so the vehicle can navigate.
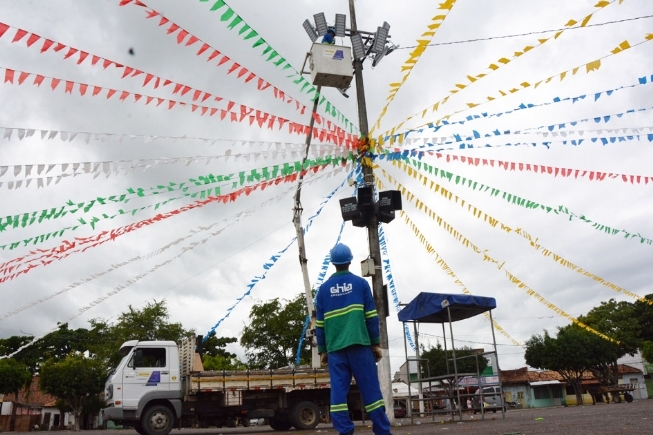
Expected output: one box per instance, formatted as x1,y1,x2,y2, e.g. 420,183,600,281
201,354,247,370
240,294,310,369
642,341,653,364
201,331,238,358
632,294,653,343
419,342,488,377
0,358,31,396
39,354,107,431
90,300,193,367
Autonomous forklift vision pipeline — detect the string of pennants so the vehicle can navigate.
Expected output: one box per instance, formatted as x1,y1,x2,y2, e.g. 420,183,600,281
377,0,627,141
383,73,653,145
388,150,653,185
395,125,653,155
377,169,615,344
0,126,348,157
432,151,653,184
372,0,458,134
0,66,357,148
204,168,354,339
0,164,352,283
0,146,350,191
379,224,416,351
378,31,653,145
0,165,352,280
375,176,522,347
0,176,313,322
382,156,653,246
117,0,356,133
380,162,652,307
0,23,327,128
0,153,356,238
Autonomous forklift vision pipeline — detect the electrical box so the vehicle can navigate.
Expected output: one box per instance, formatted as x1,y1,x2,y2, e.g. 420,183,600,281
310,43,353,88
361,258,375,277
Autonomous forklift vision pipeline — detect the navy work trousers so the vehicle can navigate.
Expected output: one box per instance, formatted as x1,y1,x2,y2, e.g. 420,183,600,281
328,345,391,435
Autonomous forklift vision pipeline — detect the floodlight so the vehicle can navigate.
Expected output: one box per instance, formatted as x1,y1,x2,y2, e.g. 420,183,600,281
350,33,366,59
303,19,318,42
372,50,385,68
382,21,391,31
314,13,328,37
335,14,347,37
372,26,389,53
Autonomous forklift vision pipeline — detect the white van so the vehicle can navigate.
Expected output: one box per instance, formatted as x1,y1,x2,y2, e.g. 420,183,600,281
472,386,505,413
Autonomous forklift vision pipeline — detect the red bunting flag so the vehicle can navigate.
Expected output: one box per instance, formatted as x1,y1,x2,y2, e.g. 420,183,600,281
4,69,14,83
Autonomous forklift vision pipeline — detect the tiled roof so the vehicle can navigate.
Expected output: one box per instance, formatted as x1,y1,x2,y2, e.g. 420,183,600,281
2,376,57,406
501,364,642,385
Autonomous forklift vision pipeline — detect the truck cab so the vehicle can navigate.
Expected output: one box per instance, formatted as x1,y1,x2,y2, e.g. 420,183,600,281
103,340,181,435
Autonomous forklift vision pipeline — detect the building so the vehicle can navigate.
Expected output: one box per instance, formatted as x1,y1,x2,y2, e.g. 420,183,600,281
500,364,648,409
0,376,74,431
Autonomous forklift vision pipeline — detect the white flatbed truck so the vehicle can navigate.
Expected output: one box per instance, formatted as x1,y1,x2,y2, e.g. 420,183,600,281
102,336,364,435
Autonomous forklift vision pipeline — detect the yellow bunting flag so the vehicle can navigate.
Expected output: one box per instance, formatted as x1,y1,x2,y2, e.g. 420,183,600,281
370,0,459,136
394,158,652,306
377,0,624,145
378,163,619,343
375,177,522,347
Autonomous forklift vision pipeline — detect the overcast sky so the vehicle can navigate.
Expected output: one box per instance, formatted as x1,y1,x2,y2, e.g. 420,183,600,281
1,0,653,375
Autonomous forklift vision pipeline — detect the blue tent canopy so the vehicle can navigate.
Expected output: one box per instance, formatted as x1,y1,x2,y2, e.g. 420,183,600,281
398,292,496,323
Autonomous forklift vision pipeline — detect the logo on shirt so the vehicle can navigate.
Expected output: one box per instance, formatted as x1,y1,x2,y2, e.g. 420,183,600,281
330,283,353,295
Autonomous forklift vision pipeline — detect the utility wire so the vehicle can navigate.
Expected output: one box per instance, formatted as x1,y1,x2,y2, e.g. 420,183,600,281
398,14,653,50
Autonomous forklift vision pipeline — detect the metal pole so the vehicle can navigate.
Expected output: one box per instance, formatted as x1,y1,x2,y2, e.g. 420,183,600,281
489,310,505,418
348,0,394,424
293,86,322,368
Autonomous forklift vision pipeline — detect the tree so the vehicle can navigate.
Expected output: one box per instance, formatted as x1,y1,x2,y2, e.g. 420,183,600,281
642,341,653,364
201,354,247,370
89,300,193,367
39,354,107,431
578,299,640,388
524,324,616,405
201,331,238,358
240,294,311,369
419,342,488,377
0,358,32,427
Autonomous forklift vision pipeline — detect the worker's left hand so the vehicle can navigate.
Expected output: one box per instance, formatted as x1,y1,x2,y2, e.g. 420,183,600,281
320,353,328,366
371,345,383,362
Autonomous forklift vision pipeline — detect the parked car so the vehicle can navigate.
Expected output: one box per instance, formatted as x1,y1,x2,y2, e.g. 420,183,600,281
473,386,506,413
393,407,406,418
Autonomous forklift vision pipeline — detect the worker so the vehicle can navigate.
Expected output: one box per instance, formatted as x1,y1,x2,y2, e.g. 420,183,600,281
316,243,392,435
322,27,336,44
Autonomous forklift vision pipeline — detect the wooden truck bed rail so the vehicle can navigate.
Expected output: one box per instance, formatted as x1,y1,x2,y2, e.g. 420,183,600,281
188,368,335,392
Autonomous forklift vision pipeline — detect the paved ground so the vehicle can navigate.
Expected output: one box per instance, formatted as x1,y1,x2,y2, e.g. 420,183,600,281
11,400,652,434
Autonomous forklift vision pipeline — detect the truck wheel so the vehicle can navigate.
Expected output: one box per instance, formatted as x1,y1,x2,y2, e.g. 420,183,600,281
613,394,622,403
290,401,320,430
624,392,634,403
142,405,174,435
226,417,237,428
269,417,292,431
243,417,250,427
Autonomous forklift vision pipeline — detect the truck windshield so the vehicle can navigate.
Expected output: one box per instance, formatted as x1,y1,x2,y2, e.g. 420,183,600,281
107,346,134,380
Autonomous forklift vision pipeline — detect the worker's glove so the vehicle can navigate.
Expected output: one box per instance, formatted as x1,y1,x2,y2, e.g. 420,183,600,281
371,345,383,362
320,353,328,367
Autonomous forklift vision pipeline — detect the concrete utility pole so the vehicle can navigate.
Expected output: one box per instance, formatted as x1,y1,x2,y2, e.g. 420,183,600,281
293,86,323,369
348,0,394,424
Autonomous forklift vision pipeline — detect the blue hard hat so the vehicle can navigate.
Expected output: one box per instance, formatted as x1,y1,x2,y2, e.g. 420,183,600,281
330,243,353,265
327,27,336,35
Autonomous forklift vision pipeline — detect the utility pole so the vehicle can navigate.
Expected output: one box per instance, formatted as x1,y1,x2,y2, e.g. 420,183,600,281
293,86,323,369
348,0,394,424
